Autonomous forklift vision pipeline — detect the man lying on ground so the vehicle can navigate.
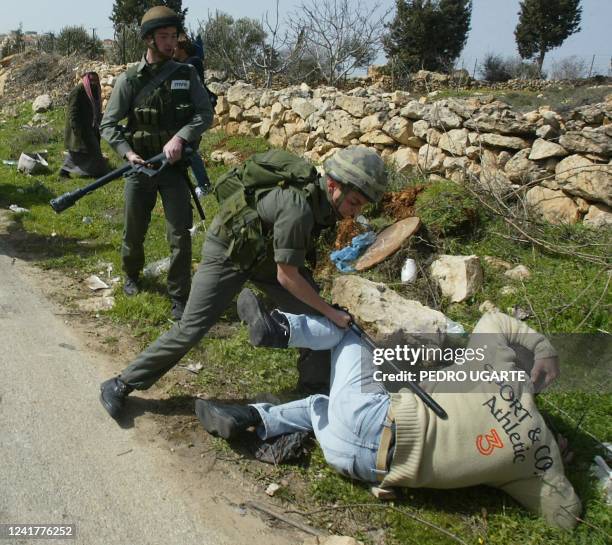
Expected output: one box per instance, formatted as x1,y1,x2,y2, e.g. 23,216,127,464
196,288,581,529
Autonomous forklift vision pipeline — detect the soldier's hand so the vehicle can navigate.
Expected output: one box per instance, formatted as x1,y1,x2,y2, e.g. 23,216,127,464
327,306,351,329
126,151,145,165
163,136,184,164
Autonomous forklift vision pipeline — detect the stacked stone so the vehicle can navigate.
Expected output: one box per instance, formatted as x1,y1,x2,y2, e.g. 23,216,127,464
210,80,611,227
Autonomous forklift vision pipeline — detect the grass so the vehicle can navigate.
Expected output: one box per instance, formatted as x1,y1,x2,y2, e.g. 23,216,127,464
434,84,612,113
0,101,610,544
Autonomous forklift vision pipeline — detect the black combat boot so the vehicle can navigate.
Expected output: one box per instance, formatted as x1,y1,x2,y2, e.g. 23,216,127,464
236,288,290,348
195,399,262,440
123,276,139,297
100,377,134,419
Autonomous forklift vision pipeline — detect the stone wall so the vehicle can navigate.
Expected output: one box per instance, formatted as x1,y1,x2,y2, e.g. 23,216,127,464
204,79,611,227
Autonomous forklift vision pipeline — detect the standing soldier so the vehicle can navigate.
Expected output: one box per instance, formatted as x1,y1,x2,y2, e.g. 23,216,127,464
100,146,388,419
100,6,213,320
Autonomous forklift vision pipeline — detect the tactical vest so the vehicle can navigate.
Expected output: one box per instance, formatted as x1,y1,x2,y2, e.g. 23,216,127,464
211,150,321,271
125,62,195,157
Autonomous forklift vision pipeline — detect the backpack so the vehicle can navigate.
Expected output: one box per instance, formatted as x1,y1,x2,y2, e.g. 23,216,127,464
212,150,320,271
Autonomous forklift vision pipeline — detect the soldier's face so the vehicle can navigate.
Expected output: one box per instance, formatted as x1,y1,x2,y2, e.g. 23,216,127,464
329,180,369,218
150,27,178,58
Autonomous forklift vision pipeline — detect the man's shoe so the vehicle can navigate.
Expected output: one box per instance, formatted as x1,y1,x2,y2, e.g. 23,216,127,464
58,168,71,178
171,298,186,321
100,377,134,419
123,276,139,297
236,288,290,348
195,399,261,440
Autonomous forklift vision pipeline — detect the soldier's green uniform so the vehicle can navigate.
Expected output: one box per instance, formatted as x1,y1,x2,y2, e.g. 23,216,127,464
100,41,213,305
120,172,336,392
100,146,388,418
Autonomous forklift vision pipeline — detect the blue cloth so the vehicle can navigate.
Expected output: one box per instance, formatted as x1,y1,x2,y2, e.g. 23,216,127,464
251,313,390,483
330,231,376,273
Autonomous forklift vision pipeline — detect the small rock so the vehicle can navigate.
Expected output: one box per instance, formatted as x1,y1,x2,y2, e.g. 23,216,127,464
504,265,531,281
500,286,517,296
479,300,499,314
185,362,203,374
9,204,29,213
76,296,115,312
32,94,52,113
265,483,281,496
82,216,93,224
143,256,171,278
509,305,532,321
430,255,483,303
85,275,110,291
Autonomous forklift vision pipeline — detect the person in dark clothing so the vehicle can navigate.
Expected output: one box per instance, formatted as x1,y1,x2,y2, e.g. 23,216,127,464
174,34,212,197
60,72,110,178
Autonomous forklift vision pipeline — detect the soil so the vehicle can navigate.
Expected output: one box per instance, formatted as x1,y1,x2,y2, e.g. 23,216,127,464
380,185,424,220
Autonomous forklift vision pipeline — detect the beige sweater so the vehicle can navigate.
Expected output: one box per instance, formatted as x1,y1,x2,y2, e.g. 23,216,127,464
381,312,581,529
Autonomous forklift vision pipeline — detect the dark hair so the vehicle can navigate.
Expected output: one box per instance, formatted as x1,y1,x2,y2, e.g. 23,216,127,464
177,37,196,57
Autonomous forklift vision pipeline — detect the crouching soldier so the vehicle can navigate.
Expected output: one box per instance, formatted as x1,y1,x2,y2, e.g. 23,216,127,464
196,290,582,530
99,146,388,418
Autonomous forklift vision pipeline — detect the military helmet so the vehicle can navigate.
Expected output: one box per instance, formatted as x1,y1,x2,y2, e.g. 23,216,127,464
324,146,387,203
140,6,182,39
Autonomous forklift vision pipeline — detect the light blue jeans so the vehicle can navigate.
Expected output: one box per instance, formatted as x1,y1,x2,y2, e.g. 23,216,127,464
251,314,391,483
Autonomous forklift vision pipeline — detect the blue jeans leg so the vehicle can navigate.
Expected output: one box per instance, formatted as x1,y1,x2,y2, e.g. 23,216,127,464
253,313,391,483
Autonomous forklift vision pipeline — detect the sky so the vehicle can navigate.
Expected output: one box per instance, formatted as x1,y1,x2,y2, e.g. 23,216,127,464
2,0,610,75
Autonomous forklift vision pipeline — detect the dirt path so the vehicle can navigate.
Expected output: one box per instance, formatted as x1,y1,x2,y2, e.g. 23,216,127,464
0,216,304,545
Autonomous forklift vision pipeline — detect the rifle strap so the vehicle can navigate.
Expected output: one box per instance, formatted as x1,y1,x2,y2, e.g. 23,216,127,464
133,61,184,109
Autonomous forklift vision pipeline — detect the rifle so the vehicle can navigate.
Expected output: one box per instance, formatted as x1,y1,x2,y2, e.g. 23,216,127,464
50,148,205,221
339,308,448,420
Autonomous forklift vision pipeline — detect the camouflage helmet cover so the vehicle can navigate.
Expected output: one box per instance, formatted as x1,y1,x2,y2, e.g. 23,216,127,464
323,146,387,203
140,6,182,39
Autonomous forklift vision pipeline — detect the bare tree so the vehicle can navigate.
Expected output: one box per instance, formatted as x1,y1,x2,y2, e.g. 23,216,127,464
252,0,306,88
289,0,390,85
550,55,588,80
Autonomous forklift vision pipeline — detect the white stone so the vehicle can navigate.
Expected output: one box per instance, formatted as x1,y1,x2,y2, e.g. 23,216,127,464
335,95,368,117
555,155,612,207
331,276,448,345
430,255,483,303
583,202,612,227
382,116,414,145
359,112,387,133
479,300,500,314
525,186,580,225
390,147,419,172
359,130,395,146
32,94,52,113
418,144,446,172
504,265,531,281
412,119,429,139
291,97,316,120
437,128,469,156
528,139,568,161
478,133,530,150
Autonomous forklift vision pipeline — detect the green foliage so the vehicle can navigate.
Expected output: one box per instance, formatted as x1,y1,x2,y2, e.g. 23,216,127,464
383,0,472,74
110,0,187,28
1,24,25,58
414,180,482,238
199,11,266,81
480,53,513,82
5,126,60,160
56,26,104,59
515,0,582,76
110,24,145,64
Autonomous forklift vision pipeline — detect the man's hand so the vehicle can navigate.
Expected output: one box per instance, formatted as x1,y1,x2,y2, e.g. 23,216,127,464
163,135,184,164
125,151,145,165
531,355,560,390
326,306,351,329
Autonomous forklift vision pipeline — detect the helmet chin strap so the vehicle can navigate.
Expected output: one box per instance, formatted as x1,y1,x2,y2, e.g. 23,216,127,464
147,34,172,60
328,182,351,219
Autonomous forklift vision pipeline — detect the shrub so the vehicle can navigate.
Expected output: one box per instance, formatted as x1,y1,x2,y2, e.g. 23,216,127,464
480,53,512,82
414,180,481,238
550,55,588,80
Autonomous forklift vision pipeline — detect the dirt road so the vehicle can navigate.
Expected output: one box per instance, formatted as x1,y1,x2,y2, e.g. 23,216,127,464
0,235,300,545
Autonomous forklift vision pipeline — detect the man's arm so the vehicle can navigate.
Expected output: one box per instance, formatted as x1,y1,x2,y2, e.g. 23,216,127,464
100,73,134,160
276,263,350,328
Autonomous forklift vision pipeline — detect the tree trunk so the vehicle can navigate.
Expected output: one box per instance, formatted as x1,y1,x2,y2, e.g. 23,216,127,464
537,50,546,79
